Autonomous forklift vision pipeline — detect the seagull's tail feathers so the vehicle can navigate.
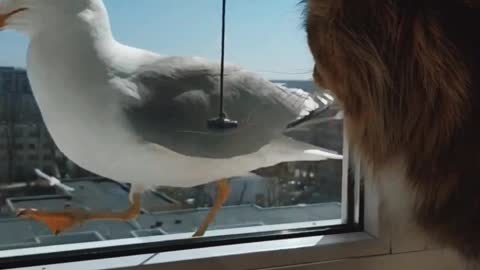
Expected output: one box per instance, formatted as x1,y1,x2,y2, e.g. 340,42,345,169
260,136,342,166
269,84,315,116
272,82,335,119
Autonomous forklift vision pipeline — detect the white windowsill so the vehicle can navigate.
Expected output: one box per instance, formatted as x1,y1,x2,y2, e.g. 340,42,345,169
0,218,342,260
14,231,389,270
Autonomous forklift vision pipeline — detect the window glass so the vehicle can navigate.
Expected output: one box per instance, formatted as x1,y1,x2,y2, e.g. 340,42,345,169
0,0,345,259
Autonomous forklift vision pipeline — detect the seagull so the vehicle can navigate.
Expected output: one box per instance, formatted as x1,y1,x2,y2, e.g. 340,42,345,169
1,0,342,237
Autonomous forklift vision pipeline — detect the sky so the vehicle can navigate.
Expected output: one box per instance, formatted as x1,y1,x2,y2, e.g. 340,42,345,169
0,0,314,80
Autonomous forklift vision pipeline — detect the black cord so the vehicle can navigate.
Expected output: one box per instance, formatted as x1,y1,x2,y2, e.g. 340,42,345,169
219,0,226,118
207,0,238,130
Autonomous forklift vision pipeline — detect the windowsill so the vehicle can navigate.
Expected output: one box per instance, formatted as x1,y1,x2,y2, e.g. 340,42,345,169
0,219,342,260
12,231,390,270
141,231,389,267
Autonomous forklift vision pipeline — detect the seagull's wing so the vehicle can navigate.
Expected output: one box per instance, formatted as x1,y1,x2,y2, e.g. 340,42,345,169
116,56,320,159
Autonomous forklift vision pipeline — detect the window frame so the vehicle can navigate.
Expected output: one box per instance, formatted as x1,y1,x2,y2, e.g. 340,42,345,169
0,121,372,269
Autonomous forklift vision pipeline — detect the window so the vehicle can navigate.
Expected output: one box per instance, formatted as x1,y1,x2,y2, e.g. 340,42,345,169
29,131,40,138
14,143,23,150
0,1,365,269
27,154,39,161
13,127,23,137
2,77,13,92
43,142,52,148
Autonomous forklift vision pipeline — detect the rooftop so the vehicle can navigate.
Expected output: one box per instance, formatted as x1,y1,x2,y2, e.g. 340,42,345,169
0,177,341,251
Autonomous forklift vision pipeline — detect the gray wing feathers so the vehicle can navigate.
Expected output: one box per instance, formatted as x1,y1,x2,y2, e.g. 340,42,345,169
120,56,318,158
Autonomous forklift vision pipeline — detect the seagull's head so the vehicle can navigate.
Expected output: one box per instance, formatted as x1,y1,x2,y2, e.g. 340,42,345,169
0,0,108,37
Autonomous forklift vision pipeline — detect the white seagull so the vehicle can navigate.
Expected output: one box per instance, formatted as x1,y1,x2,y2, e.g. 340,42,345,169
0,0,342,236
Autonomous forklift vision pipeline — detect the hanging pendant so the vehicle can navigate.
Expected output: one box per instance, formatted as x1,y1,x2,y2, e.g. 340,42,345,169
207,0,239,131
207,113,239,130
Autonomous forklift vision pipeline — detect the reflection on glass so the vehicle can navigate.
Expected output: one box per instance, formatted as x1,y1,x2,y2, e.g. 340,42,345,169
0,0,343,255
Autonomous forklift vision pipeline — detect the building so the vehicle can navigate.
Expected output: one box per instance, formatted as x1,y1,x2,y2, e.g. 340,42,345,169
0,67,90,183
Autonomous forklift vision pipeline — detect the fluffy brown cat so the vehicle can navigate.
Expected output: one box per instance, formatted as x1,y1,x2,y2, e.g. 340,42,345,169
304,0,480,262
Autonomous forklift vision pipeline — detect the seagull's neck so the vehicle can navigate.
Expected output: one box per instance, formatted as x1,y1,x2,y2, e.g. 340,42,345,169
28,12,118,70
29,3,115,50
77,9,115,45
28,6,161,79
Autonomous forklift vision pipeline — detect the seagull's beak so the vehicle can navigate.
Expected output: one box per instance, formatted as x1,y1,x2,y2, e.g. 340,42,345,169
0,8,27,30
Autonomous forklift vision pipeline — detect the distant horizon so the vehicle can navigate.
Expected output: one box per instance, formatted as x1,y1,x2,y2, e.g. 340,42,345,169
0,65,315,82
0,0,314,81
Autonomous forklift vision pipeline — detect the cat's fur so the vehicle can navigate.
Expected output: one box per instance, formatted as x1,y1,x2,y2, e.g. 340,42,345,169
305,0,480,261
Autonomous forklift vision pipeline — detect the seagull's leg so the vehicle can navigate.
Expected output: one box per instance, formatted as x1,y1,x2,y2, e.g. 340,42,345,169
16,184,145,235
193,179,231,237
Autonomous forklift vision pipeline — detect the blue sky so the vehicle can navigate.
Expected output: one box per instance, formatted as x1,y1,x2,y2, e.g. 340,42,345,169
0,0,313,80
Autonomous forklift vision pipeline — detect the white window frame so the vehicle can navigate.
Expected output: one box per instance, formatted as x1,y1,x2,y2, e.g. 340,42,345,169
4,124,355,269
9,121,461,270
